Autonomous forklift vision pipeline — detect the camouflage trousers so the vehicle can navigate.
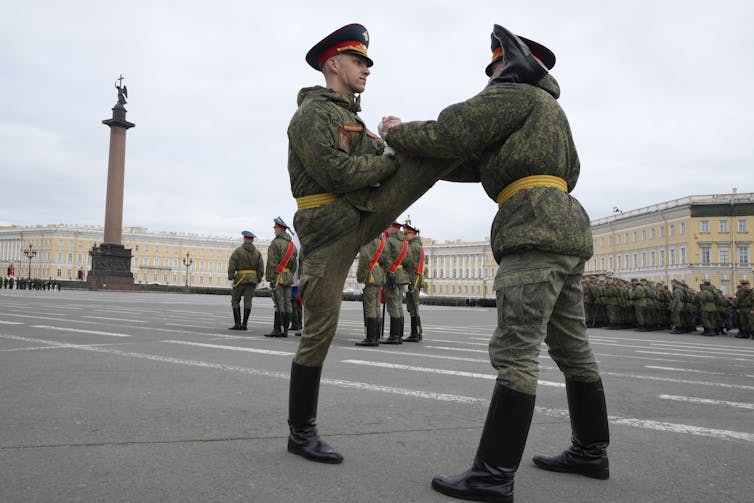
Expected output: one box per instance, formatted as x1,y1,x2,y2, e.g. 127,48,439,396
489,250,601,396
270,285,292,314
293,158,459,367
231,283,256,309
384,282,406,319
406,286,421,317
362,284,383,319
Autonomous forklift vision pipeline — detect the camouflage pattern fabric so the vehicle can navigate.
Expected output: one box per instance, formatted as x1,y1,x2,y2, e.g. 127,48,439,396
227,241,264,309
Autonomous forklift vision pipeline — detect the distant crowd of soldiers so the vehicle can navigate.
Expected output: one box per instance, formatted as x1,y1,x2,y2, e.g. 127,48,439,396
582,277,753,339
0,277,62,291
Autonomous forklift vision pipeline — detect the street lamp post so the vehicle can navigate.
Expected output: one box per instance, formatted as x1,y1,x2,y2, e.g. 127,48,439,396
23,244,37,281
182,252,193,287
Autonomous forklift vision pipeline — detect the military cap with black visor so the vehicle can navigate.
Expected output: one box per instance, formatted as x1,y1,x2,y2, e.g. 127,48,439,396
305,23,373,70
485,24,556,86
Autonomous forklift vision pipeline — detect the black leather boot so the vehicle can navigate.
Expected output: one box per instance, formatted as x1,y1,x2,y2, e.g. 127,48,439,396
281,312,290,338
265,312,283,337
355,318,380,346
532,379,610,480
383,317,404,344
404,316,422,342
228,307,241,330
432,384,536,503
287,362,343,464
240,308,251,331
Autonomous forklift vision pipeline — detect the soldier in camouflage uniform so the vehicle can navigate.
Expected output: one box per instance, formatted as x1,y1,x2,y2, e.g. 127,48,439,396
382,222,409,344
735,279,752,338
285,23,459,465
227,231,264,331
383,24,609,502
403,222,425,342
355,232,387,346
670,279,686,333
264,217,298,338
694,281,717,335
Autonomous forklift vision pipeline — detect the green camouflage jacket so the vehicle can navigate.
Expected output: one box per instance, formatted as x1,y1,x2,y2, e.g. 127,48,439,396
383,231,409,285
287,86,398,254
357,236,387,286
385,74,592,262
265,230,297,287
404,236,425,290
228,242,264,285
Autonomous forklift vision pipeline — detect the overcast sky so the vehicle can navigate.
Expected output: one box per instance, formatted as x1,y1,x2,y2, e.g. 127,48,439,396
2,0,753,242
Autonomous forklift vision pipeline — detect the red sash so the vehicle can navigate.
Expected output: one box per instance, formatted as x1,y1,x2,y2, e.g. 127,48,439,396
415,245,425,275
388,239,408,273
276,241,295,273
368,238,385,272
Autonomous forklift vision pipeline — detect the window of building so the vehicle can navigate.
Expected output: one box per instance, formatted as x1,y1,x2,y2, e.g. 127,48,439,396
641,230,646,241
56,268,62,277
680,247,686,264
608,256,613,271
719,246,730,265
600,257,605,271
77,253,83,265
680,223,686,235
164,257,169,267
135,244,140,251
641,252,647,268
57,251,63,262
700,221,709,233
67,269,72,279
649,228,655,240
67,252,73,263
719,220,729,233
617,255,623,270
633,253,638,269
739,245,750,265
616,234,621,245
739,220,749,233
669,248,675,265
633,232,637,243
659,226,664,238
669,224,675,237
659,249,665,266
154,256,159,266
700,246,711,264
163,274,168,283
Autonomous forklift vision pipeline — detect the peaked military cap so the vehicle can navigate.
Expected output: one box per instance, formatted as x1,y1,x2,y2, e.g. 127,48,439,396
403,223,419,234
306,23,373,70
390,222,402,230
273,216,289,229
241,230,256,239
485,27,556,76
741,279,750,285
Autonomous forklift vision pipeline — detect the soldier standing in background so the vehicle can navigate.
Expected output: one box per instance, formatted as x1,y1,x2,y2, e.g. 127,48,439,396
402,221,425,342
355,231,387,347
735,279,752,338
382,222,409,344
284,23,459,465
695,281,717,336
670,279,685,333
227,231,264,331
265,217,298,338
289,231,303,336
382,24,609,502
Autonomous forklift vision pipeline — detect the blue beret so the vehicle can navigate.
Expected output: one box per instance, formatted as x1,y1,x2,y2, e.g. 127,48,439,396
273,217,289,229
241,230,256,238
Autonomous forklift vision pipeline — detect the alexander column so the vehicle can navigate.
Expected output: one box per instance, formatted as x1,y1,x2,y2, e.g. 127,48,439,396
88,75,135,290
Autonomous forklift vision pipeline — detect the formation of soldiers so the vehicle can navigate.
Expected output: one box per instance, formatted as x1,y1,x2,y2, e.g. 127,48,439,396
1,277,62,291
354,220,426,347
582,276,753,338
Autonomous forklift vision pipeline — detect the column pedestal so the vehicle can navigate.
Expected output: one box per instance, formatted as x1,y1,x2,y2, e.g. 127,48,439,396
87,243,134,290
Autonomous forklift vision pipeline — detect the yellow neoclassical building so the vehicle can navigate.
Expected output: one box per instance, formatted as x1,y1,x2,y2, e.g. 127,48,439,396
588,192,753,295
2,192,751,296
0,224,270,287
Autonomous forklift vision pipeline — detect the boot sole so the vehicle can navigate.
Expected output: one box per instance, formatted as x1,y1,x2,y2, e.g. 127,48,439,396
431,479,512,503
532,459,609,480
287,444,343,464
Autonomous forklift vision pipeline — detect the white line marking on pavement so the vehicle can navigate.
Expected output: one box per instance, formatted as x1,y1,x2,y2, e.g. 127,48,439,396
645,366,726,375
424,345,488,354
340,346,489,363
31,325,131,337
341,360,566,388
1,333,751,444
658,394,754,410
82,316,146,323
602,370,754,390
162,340,294,356
636,350,753,362
4,313,99,324
0,320,23,325
0,342,130,352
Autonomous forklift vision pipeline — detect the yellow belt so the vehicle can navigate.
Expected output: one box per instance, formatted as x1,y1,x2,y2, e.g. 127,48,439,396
273,268,291,287
496,175,567,207
296,193,338,210
234,269,256,287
